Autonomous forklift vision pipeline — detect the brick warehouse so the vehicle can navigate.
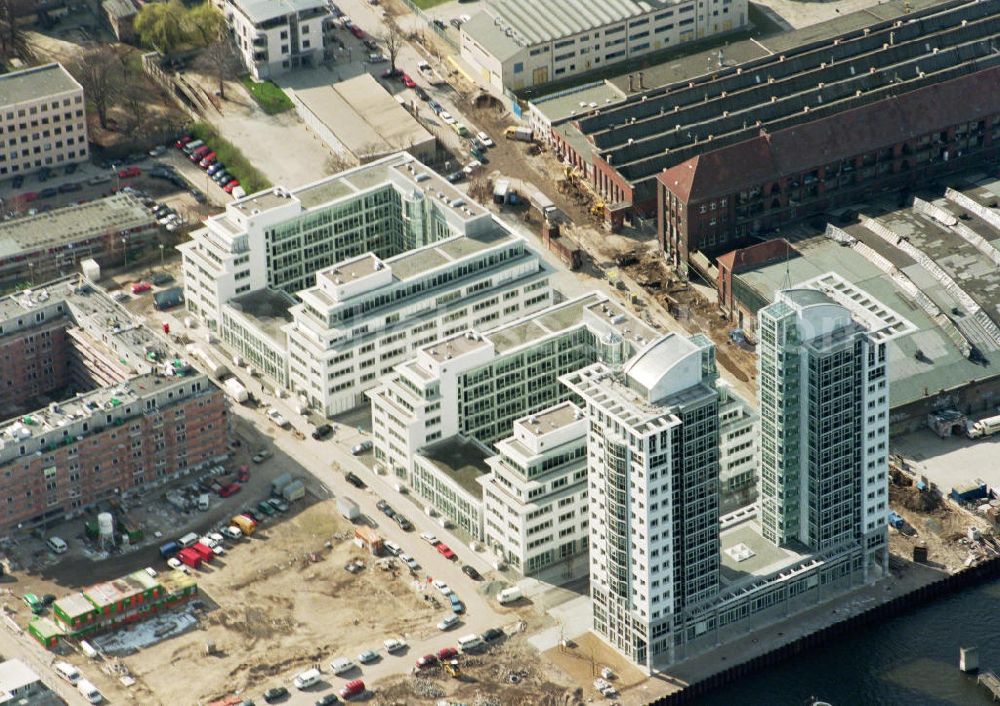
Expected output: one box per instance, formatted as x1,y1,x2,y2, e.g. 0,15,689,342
546,0,1000,232
0,276,229,530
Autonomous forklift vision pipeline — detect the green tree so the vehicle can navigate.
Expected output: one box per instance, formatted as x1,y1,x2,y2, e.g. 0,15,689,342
187,3,224,46
135,0,189,55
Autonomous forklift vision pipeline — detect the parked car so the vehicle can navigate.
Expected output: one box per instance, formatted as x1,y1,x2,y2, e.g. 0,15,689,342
237,465,250,482
449,594,464,613
415,654,437,669
462,565,482,581
439,111,456,125
351,440,373,455
433,19,446,30
350,25,365,39
383,540,401,556
38,187,57,199
175,135,193,149
207,162,225,176
436,543,456,560
267,497,289,513
420,532,439,545
428,99,443,114
257,500,276,517
149,145,168,157
312,423,333,440
191,188,207,203
376,499,394,517
316,695,339,706
394,514,413,531
252,450,272,463
118,166,141,178
413,85,428,101
46,536,68,554
58,181,81,193
402,73,416,88
400,554,419,570
219,482,241,498
481,627,505,643
151,272,173,285
263,686,289,703
438,613,460,631
383,637,406,653
437,646,458,661
433,580,452,596
368,52,387,63
224,179,241,193
446,171,465,184
338,679,364,700
476,131,495,147
357,649,379,664
266,408,290,428
199,152,217,168
131,281,152,294
345,472,365,488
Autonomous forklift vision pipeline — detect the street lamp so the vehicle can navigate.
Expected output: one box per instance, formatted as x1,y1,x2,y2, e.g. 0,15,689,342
159,243,165,268
122,237,128,268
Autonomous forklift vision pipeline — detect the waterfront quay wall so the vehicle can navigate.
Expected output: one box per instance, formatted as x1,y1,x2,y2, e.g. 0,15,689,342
649,557,1000,705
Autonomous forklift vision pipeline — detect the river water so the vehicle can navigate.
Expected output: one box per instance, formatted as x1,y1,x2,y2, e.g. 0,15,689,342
699,580,1000,705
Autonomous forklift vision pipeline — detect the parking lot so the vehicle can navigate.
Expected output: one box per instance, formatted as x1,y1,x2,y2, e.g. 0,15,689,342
892,428,1000,495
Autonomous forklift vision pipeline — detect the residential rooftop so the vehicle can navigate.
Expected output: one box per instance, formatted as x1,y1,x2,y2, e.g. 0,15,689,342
0,62,80,107
0,193,153,261
418,435,493,498
236,0,328,24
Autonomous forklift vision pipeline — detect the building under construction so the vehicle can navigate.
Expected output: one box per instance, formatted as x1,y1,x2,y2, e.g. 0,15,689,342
30,568,197,646
542,0,1000,241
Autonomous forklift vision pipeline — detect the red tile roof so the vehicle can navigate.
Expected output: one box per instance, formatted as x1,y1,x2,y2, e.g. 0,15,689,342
658,65,1000,203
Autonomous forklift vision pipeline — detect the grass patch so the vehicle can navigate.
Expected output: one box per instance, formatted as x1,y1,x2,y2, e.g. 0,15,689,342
411,0,451,8
240,76,293,115
189,121,271,194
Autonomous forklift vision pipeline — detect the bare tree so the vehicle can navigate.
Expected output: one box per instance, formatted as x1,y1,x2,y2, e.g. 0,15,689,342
381,19,404,73
325,151,355,174
69,45,123,130
120,83,150,139
194,36,244,100
0,0,33,63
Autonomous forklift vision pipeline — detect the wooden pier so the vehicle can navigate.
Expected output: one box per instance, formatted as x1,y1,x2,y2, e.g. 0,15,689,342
978,671,1000,701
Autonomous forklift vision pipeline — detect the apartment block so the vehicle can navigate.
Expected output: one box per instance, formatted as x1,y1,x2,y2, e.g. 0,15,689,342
0,193,157,291
214,0,332,80
561,333,723,666
718,388,756,513
461,0,746,92
757,288,888,572
481,401,589,576
0,277,229,531
185,153,551,414
0,63,87,178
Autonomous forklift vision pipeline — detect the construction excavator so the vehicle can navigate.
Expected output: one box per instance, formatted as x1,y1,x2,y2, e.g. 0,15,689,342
443,659,462,678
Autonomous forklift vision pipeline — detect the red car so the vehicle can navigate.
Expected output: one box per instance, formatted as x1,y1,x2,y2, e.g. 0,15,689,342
118,166,141,178
223,179,241,193
339,679,365,700
415,655,437,669
350,25,365,39
21,191,38,202
436,543,456,560
199,151,217,168
436,646,457,661
237,465,250,483
402,73,416,88
175,135,193,149
130,281,151,294
219,482,242,498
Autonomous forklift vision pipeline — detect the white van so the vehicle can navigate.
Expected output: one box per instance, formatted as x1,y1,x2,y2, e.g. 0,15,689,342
330,657,354,675
457,634,483,652
197,494,210,511
46,536,68,554
77,678,102,703
293,667,321,689
178,532,199,548
497,586,522,604
53,661,80,684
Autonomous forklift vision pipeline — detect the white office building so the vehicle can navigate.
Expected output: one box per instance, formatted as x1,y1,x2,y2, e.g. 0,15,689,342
481,401,589,576
214,0,332,80
757,288,889,572
285,235,552,414
718,389,757,512
181,153,552,414
461,0,747,92
562,332,723,666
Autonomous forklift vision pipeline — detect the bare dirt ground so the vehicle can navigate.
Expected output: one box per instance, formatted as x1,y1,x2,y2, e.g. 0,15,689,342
544,632,652,704
124,501,437,705
375,638,582,706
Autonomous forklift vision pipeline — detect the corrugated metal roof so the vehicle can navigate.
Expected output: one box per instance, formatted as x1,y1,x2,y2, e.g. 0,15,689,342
487,0,667,46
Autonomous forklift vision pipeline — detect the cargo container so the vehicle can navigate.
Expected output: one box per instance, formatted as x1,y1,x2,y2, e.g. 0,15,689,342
271,472,293,496
231,515,256,536
159,541,181,559
223,377,249,403
504,126,533,142
493,178,510,204
191,543,214,563
282,480,305,502
177,548,202,568
338,497,360,521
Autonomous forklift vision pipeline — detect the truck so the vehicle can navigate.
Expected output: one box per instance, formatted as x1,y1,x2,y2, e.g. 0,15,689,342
493,178,510,205
159,540,181,559
271,472,293,496
185,345,229,379
177,547,202,568
282,479,305,502
223,377,249,403
968,414,1000,438
505,126,533,142
337,497,361,522
231,514,257,536
527,187,557,220
191,542,214,563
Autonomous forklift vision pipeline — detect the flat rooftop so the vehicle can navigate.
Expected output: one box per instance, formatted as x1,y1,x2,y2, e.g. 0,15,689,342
390,228,512,281
0,193,153,260
293,75,434,160
0,62,79,106
238,0,327,24
85,571,158,608
519,401,581,435
530,81,628,126
482,0,674,46
718,521,809,589
227,288,296,346
736,175,1000,410
53,592,95,620
419,435,492,498
0,658,39,691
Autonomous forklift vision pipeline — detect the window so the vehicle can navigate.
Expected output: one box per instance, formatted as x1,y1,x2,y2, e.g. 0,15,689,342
513,62,523,73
